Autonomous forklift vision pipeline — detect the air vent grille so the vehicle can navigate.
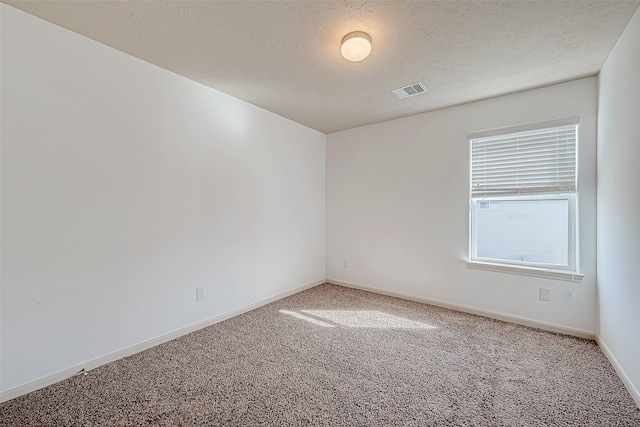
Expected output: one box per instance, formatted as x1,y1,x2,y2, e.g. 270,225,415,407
392,82,428,99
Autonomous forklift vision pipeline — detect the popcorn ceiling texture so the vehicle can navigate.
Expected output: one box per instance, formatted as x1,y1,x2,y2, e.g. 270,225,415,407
5,1,639,133
1,284,638,426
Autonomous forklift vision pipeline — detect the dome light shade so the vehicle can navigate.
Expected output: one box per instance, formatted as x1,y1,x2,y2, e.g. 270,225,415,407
341,31,371,62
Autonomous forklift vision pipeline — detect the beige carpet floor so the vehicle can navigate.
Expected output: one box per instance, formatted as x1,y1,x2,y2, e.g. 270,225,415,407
1,283,639,426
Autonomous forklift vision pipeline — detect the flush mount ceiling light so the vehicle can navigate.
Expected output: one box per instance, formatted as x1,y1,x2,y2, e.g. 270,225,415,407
341,31,371,62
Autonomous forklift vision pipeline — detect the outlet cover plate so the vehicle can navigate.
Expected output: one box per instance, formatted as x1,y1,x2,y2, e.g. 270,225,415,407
539,287,551,302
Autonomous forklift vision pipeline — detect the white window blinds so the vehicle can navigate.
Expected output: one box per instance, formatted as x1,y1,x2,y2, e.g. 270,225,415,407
471,124,577,198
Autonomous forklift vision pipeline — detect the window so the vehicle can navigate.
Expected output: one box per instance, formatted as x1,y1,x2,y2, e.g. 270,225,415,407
468,121,580,278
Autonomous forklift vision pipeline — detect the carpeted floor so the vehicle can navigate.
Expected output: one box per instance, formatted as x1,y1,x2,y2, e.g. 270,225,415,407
1,283,639,426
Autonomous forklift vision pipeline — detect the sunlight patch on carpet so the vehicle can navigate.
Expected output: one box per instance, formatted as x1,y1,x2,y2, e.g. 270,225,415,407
278,310,336,327
285,310,438,329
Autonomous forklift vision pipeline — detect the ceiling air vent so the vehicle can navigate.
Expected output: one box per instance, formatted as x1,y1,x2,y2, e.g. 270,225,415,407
392,82,428,99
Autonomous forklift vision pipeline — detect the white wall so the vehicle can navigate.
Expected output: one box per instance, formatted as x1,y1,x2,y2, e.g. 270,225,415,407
0,4,325,395
327,78,597,334
597,7,640,403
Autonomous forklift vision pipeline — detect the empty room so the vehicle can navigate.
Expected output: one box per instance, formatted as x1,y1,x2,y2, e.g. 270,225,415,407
1,1,639,425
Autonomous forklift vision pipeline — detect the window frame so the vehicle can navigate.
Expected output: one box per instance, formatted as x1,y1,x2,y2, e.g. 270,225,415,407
469,193,577,272
467,120,582,281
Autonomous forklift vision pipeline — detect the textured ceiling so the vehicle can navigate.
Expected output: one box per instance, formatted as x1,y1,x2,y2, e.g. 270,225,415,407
5,1,639,134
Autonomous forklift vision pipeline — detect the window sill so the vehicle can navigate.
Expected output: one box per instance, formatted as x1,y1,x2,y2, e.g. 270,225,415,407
465,260,584,282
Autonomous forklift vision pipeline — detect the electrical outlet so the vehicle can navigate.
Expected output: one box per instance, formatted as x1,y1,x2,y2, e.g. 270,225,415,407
539,287,551,302
196,286,205,301
343,259,348,268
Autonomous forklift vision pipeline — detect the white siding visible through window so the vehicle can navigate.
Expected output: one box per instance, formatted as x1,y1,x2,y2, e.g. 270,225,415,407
476,199,569,265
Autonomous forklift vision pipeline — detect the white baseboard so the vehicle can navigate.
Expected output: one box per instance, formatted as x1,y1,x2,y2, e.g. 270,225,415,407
596,335,640,409
327,278,638,409
11,277,637,410
0,278,325,403
326,278,596,340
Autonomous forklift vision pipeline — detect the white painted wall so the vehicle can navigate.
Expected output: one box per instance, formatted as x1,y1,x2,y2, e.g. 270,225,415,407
0,4,325,394
597,7,640,402
327,78,597,333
